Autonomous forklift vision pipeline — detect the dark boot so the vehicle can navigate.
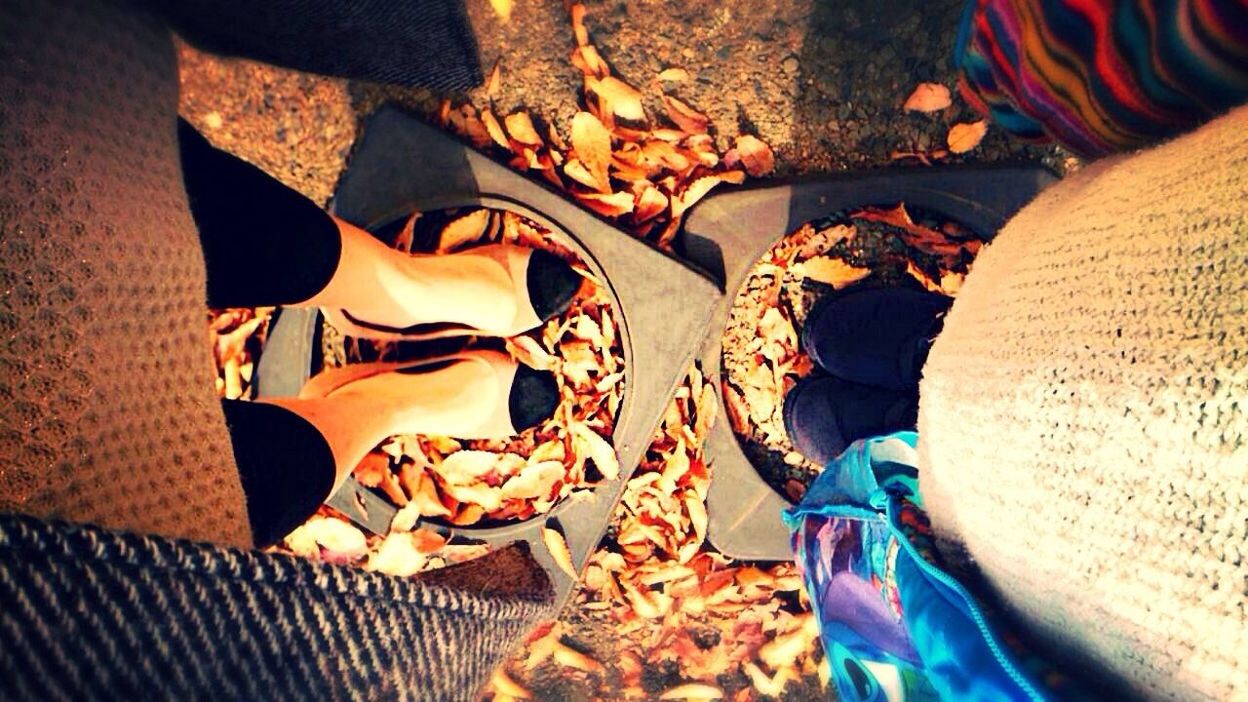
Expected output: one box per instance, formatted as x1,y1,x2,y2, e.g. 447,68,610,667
782,375,919,466
802,287,952,391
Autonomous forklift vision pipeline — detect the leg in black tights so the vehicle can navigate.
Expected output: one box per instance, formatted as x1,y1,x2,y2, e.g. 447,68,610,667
179,119,339,546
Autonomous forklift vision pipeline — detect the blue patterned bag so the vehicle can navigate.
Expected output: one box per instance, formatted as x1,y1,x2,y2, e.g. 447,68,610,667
783,432,1093,701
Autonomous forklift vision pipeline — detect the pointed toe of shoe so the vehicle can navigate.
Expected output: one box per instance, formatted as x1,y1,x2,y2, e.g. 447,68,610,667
526,249,583,323
508,364,560,433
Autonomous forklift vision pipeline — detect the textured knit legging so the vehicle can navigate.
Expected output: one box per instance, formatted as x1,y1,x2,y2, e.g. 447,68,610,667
179,119,339,548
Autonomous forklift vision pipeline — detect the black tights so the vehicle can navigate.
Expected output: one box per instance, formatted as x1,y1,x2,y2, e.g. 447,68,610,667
179,119,340,548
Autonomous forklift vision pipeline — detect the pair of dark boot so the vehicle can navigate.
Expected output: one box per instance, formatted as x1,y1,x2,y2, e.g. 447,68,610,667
783,287,952,466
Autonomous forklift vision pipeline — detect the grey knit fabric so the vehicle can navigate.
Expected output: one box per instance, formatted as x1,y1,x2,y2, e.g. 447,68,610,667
0,514,553,701
919,106,1248,700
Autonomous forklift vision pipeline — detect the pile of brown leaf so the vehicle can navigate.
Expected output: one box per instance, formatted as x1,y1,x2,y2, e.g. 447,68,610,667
208,306,272,400
442,3,774,250
721,204,976,497
485,368,827,702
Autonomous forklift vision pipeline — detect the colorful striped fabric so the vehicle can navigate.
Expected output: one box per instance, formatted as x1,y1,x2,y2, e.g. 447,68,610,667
956,0,1248,157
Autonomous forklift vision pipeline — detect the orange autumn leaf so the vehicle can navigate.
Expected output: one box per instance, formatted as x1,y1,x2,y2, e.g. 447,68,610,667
570,111,613,192
662,95,709,134
576,191,635,217
542,525,577,578
903,82,952,113
735,135,775,177
675,171,745,216
563,158,601,191
504,112,543,146
947,120,988,153
488,0,513,22
571,45,610,79
553,641,605,673
352,452,390,488
589,77,646,122
657,67,691,83
486,59,502,98
799,256,871,289
481,108,510,149
437,209,491,252
570,3,589,46
659,683,724,700
634,184,669,223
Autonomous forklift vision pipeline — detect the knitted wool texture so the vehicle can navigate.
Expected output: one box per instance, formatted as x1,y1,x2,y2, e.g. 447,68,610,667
918,106,1248,700
0,514,554,701
0,0,251,545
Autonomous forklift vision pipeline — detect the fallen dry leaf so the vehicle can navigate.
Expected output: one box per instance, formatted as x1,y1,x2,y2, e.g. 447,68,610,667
662,95,709,134
659,683,724,700
553,642,605,673
947,119,988,154
589,77,646,122
543,525,578,578
570,112,613,192
576,191,635,217
572,422,620,480
570,3,589,46
482,109,509,149
437,209,491,252
902,82,952,113
488,0,513,22
799,256,871,288
735,135,775,177
505,112,544,146
486,60,503,98
657,67,691,83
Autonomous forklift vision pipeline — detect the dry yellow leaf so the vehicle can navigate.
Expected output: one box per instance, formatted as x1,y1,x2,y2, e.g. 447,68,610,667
488,0,513,22
572,423,619,480
570,3,589,46
506,334,560,371
441,481,503,512
735,135,775,177
947,119,988,153
684,492,708,543
504,112,543,146
589,77,646,122
366,532,427,577
553,642,605,673
571,44,610,79
659,683,724,700
500,460,563,501
903,82,952,113
542,525,577,578
657,67,691,83
570,111,612,192
481,108,509,150
634,183,668,223
486,59,502,98
438,209,491,253
800,256,871,289
563,158,602,191
675,171,746,216
662,95,709,134
575,191,635,217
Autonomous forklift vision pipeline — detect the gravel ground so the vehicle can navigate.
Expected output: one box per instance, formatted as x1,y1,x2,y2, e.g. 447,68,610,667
177,2,1062,698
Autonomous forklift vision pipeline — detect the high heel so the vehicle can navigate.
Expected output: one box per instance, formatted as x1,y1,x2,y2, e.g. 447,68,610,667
322,244,584,342
299,350,560,439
